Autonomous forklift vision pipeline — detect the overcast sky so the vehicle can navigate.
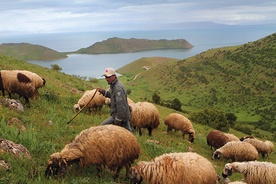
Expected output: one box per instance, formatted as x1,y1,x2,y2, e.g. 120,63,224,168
1,0,276,35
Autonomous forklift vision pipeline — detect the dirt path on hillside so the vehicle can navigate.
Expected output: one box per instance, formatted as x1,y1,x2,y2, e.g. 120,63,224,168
133,66,150,80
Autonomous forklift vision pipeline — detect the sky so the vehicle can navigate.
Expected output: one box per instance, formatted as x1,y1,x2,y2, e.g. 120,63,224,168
0,0,276,35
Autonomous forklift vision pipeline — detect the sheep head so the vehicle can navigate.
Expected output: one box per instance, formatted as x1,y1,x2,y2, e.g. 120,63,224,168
45,152,68,177
222,163,233,178
130,166,143,184
212,150,222,160
189,132,195,143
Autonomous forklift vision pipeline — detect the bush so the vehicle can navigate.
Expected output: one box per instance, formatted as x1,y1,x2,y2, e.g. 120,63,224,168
51,64,62,71
190,108,230,131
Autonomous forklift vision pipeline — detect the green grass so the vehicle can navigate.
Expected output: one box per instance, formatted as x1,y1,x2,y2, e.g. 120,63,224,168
0,33,276,183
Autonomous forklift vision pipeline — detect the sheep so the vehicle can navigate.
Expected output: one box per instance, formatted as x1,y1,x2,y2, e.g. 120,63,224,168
206,130,239,150
130,152,218,184
222,161,276,184
73,89,106,115
0,70,37,105
163,113,196,143
212,141,258,162
128,101,160,136
45,125,140,179
242,138,274,158
15,70,46,98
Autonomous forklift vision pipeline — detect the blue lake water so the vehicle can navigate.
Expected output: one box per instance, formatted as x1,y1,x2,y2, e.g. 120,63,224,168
1,25,275,78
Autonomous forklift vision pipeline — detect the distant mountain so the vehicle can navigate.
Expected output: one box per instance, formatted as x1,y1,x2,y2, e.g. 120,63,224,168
0,43,67,61
119,33,276,123
75,37,193,54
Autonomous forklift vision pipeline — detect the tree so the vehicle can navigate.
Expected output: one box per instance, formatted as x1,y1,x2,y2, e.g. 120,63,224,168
171,98,182,111
152,93,160,104
51,64,62,71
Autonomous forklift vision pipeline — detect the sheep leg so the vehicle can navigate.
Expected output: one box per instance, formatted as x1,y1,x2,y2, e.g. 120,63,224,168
138,128,142,136
167,126,172,132
113,166,122,179
124,163,131,179
148,127,153,136
96,165,103,178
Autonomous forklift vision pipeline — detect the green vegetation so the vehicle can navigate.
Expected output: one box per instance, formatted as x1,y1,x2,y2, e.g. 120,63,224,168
0,33,275,183
75,37,193,54
0,43,67,61
119,32,276,133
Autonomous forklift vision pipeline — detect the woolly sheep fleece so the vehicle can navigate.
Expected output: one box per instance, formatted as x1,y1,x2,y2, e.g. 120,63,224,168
73,89,106,115
222,161,276,184
130,152,218,184
128,101,160,136
164,113,195,142
243,138,274,158
212,141,258,162
206,130,239,150
45,125,140,179
0,70,37,103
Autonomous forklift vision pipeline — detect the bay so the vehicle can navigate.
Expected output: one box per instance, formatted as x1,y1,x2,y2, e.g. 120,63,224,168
1,25,275,79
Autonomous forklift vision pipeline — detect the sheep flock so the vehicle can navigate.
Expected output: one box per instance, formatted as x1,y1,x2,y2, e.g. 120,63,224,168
1,68,275,183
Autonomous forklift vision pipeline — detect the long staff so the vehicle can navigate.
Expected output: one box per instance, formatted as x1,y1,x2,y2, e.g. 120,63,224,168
67,89,98,124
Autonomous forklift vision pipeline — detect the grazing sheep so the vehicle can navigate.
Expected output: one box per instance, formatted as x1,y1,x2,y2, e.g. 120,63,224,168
164,113,196,143
128,102,160,136
16,70,46,98
45,125,140,179
130,152,218,184
242,138,274,158
222,161,276,184
73,89,106,115
0,70,36,105
207,130,239,150
212,141,258,162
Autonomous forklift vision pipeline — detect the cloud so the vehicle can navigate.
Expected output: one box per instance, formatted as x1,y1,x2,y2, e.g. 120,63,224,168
0,0,275,34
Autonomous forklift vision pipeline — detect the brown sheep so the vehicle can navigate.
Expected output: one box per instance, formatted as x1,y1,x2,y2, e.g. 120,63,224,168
73,89,106,115
164,113,196,143
222,161,276,184
130,152,218,184
45,125,140,179
212,141,258,162
206,129,239,150
128,102,160,136
0,70,36,105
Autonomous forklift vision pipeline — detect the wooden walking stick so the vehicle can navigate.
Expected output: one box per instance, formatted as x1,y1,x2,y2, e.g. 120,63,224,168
67,89,98,124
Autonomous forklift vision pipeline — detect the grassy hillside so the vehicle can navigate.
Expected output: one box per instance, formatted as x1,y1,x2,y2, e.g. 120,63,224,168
75,37,193,54
118,33,276,127
0,43,67,61
0,33,275,183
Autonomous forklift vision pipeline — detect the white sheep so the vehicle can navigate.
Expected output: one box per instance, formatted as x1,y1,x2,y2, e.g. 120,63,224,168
0,70,37,105
212,141,258,162
128,101,160,136
130,152,218,184
242,138,274,158
164,113,196,143
222,161,276,184
45,125,140,179
73,89,106,115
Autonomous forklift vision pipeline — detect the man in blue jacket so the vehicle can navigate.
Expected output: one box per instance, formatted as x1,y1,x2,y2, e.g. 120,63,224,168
97,67,132,132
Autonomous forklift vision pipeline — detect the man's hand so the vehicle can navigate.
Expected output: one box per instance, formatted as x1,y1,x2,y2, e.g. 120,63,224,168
96,88,103,93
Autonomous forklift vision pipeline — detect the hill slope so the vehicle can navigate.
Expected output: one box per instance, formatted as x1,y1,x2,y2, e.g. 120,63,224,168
0,42,275,183
119,33,276,124
75,37,193,54
0,43,68,61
